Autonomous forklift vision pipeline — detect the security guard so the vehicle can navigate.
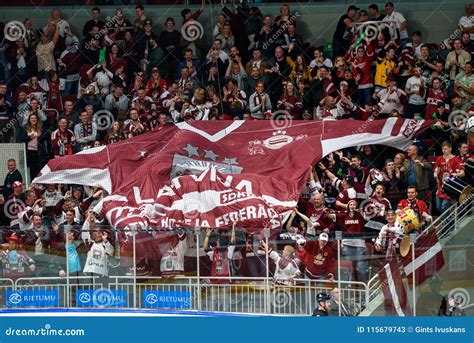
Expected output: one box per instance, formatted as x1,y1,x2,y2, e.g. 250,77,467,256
312,292,332,316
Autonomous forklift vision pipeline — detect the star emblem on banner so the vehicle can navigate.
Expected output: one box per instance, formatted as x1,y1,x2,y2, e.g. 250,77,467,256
182,144,199,157
204,149,218,161
273,130,286,136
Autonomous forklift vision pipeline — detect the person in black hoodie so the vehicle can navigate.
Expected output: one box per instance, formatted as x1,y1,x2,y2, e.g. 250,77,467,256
158,18,181,82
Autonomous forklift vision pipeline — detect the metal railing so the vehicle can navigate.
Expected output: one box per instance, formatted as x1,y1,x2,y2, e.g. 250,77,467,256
0,275,367,315
365,194,473,309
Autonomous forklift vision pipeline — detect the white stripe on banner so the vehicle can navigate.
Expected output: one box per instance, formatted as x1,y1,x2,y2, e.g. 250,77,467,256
381,117,397,136
34,166,113,193
404,242,442,276
176,120,245,142
321,132,417,158
385,263,405,317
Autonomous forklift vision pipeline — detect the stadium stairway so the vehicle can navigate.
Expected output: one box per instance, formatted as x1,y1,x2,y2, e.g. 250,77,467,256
359,195,474,316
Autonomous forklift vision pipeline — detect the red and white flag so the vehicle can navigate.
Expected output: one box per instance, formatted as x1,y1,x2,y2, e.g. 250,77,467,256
34,119,432,231
379,259,411,316
402,229,445,286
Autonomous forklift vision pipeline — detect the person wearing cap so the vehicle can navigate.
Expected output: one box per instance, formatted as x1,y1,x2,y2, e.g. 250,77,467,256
332,5,360,59
1,159,22,202
0,233,35,280
312,292,331,317
383,2,408,47
296,232,335,281
136,19,156,69
312,292,332,316
145,66,167,99
302,110,313,120
158,17,181,81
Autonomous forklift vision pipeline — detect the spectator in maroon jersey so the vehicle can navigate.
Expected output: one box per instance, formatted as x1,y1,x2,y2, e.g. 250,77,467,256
364,182,392,222
329,199,368,282
321,163,357,210
397,186,432,226
296,232,335,281
123,109,146,139
204,225,236,311
51,117,76,157
425,78,449,120
0,233,35,279
346,154,369,197
433,141,465,213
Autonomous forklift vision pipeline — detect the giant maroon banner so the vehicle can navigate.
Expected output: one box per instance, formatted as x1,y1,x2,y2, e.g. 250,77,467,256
35,119,432,230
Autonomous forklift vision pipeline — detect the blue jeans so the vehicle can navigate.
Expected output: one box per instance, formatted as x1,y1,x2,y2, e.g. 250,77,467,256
436,196,453,214
356,88,373,108
63,79,78,96
341,245,368,282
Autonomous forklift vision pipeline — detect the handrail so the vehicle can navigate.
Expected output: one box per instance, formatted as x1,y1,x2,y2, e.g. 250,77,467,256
15,275,99,288
364,193,473,309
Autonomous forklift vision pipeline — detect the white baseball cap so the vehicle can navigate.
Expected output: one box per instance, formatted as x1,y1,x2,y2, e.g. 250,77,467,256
319,232,329,241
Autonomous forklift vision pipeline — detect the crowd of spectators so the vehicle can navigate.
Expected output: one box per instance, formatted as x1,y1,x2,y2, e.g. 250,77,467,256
0,1,472,291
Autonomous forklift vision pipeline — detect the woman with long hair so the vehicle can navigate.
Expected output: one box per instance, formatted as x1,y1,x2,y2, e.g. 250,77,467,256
290,55,312,84
145,67,168,99
277,82,303,119
121,30,140,79
22,113,43,178
105,121,124,145
20,97,47,128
